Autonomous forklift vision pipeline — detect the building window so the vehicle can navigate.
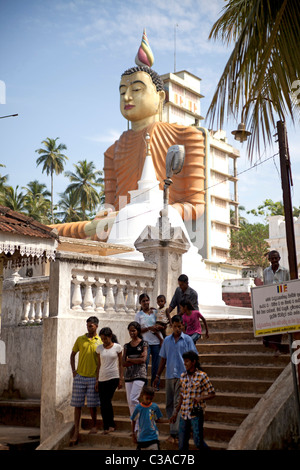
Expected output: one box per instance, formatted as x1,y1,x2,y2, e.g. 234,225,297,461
214,198,227,208
171,107,185,119
215,249,228,259
221,267,238,275
213,148,227,160
214,223,227,233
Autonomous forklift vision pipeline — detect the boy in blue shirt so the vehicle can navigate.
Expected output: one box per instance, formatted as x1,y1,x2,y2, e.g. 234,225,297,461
131,386,168,450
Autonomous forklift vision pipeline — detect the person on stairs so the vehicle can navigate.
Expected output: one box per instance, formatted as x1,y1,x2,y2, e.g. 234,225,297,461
262,250,290,356
69,316,102,445
95,327,123,434
153,315,197,444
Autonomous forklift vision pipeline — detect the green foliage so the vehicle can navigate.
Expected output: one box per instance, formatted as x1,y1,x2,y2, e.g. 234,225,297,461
35,138,68,176
56,189,84,223
36,137,68,223
248,198,300,219
0,185,26,213
230,221,270,268
207,0,300,158
0,139,105,225
64,159,104,218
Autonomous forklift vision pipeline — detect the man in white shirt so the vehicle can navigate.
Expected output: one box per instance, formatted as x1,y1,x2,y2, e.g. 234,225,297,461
263,250,290,355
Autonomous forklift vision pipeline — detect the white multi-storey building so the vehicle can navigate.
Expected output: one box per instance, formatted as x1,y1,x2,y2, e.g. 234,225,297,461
161,70,242,279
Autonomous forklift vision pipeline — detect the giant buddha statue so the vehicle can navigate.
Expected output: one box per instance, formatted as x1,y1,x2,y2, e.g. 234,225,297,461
104,30,205,222
51,30,206,243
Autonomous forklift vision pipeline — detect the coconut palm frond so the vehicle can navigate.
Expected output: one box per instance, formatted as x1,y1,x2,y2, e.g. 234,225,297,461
207,0,300,159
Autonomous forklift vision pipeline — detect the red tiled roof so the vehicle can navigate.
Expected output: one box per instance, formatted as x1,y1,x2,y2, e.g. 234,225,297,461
0,205,59,240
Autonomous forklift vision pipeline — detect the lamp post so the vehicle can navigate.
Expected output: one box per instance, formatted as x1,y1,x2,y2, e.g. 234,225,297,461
232,117,300,432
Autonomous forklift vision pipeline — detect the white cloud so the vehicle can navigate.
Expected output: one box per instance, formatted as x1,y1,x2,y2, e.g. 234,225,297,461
55,0,228,57
85,129,123,143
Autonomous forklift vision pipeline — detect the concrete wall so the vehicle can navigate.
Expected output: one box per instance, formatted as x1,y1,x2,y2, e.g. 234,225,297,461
0,326,42,398
228,363,299,450
0,276,48,399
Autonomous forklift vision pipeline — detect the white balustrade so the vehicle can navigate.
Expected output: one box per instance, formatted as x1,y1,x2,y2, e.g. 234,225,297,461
70,267,155,317
3,253,156,326
18,281,50,326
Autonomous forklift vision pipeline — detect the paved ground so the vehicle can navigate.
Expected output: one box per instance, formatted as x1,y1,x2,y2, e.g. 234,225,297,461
0,425,40,450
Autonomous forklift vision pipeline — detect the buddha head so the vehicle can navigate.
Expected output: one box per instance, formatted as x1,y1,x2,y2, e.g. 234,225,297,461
119,65,165,131
119,30,165,131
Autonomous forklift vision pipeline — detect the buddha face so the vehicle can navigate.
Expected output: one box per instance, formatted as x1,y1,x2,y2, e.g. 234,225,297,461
119,71,165,130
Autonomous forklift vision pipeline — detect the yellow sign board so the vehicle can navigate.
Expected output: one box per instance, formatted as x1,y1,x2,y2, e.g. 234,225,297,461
251,279,300,337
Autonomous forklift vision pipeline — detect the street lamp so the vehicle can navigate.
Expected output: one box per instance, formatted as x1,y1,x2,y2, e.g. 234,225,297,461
231,122,251,143
233,116,300,431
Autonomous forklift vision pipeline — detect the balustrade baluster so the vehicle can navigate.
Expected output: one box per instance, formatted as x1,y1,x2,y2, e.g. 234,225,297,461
115,280,126,314
71,275,83,310
135,281,141,311
94,278,105,312
104,279,116,314
42,297,49,319
83,276,94,311
21,299,31,325
126,281,136,314
28,300,35,324
35,298,42,323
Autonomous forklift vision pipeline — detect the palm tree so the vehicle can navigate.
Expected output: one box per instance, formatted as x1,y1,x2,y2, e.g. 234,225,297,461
206,0,300,157
64,160,104,219
35,137,68,222
56,189,84,223
23,180,52,224
0,185,26,212
23,180,51,200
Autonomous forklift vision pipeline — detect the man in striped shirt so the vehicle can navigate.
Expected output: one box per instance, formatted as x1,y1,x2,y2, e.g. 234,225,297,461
170,350,215,450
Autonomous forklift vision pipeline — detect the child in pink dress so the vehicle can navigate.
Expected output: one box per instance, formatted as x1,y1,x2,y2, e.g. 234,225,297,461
179,300,209,344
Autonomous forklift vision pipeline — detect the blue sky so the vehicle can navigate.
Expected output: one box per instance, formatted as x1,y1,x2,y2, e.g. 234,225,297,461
0,0,299,223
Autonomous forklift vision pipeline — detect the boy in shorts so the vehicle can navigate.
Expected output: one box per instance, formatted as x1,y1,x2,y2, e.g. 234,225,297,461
131,386,168,450
70,316,102,445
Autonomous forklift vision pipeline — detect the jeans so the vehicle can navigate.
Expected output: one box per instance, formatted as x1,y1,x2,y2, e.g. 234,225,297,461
165,378,181,438
98,378,119,430
178,411,209,450
146,343,161,386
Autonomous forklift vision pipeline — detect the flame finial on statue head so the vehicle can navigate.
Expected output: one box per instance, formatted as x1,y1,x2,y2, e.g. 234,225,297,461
135,29,154,68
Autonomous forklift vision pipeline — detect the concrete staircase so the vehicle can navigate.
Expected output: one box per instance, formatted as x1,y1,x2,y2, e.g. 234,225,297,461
64,318,290,450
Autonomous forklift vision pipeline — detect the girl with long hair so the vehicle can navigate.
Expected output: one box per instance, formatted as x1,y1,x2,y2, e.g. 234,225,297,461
95,327,123,434
122,321,148,432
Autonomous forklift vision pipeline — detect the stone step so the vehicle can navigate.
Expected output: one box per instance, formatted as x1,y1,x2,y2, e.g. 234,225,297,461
111,388,262,409
202,363,286,380
204,331,258,342
65,429,228,451
82,400,249,427
0,399,40,427
199,352,290,366
63,318,289,451
205,406,248,426
211,377,274,394
211,391,262,409
205,319,254,331
197,342,289,354
204,421,238,443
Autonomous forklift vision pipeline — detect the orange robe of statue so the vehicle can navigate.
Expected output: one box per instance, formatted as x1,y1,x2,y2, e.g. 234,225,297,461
104,122,205,220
